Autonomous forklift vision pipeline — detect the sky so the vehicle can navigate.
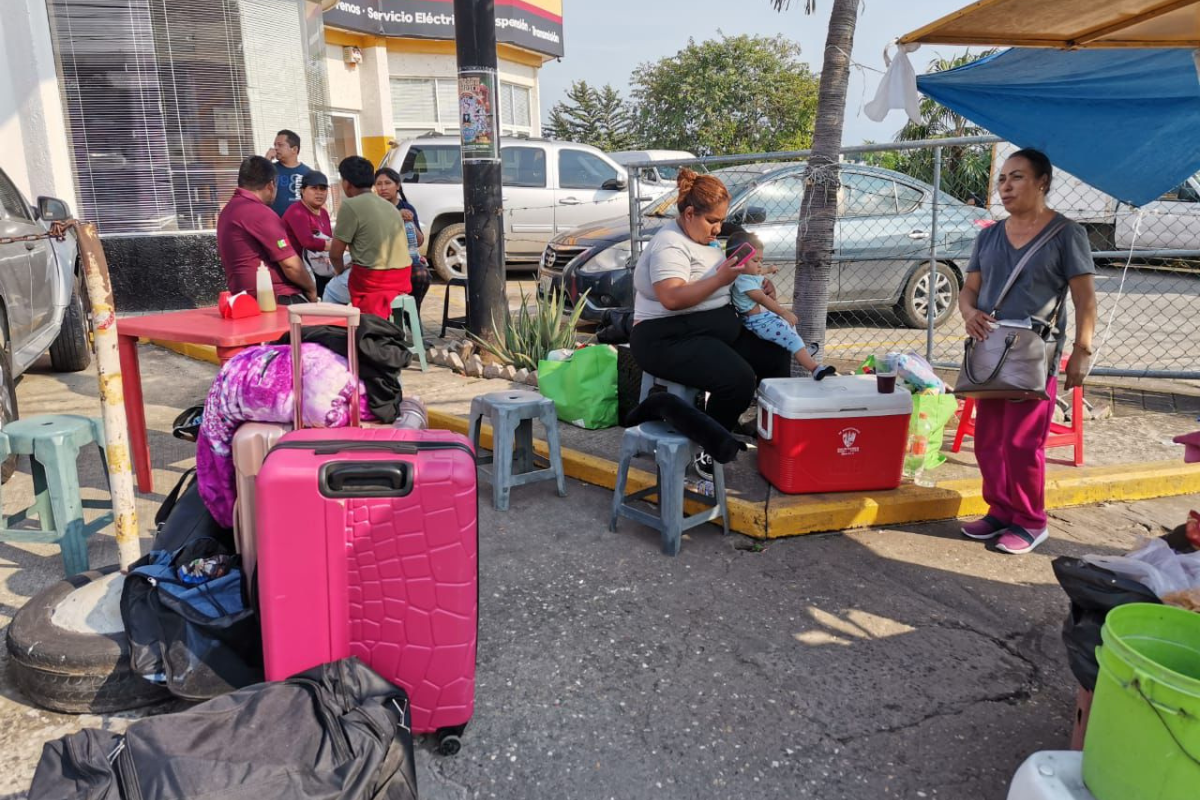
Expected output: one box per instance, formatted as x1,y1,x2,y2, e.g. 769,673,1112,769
539,0,977,146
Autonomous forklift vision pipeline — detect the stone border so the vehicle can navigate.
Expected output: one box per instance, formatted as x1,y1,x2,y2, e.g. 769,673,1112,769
425,337,539,387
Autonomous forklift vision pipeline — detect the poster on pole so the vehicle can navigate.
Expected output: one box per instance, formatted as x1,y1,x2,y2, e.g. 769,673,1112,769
458,68,500,162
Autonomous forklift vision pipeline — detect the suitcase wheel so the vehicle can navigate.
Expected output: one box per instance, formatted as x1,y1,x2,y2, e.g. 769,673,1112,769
436,725,466,756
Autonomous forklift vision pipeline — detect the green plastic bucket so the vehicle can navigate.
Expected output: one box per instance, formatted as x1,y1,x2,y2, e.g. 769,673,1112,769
1082,603,1200,800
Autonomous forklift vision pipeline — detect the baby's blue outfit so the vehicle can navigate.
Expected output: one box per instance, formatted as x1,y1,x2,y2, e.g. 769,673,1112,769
731,273,806,356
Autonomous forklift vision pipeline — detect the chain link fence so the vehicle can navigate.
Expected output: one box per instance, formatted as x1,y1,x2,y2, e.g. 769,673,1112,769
624,137,1200,378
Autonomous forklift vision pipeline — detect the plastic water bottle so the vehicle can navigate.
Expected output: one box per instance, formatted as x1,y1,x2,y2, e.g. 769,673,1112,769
904,411,936,487
404,221,420,264
394,396,428,430
255,262,277,312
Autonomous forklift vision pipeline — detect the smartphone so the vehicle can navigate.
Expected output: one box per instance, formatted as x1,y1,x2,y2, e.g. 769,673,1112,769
725,242,757,268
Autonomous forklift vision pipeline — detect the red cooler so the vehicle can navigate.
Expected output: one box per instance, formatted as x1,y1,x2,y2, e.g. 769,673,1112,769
756,375,913,494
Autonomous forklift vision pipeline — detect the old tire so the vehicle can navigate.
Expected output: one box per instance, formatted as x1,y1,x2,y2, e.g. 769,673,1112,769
49,273,92,373
898,262,958,329
0,307,18,484
429,223,468,282
6,566,171,714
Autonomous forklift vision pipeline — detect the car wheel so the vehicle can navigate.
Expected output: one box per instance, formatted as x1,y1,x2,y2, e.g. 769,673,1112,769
0,307,18,484
430,223,468,282
7,566,173,714
899,262,959,329
49,270,93,373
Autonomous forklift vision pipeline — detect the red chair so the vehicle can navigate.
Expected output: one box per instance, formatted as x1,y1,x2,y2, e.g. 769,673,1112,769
951,355,1085,467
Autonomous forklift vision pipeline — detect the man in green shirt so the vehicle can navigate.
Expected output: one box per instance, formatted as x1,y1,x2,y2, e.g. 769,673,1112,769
330,156,412,318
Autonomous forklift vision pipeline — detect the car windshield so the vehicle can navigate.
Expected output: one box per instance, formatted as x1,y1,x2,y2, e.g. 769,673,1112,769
642,165,785,218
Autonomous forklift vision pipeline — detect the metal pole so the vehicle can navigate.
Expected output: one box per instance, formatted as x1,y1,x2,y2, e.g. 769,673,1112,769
453,0,506,341
74,223,140,570
628,168,642,263
927,146,942,362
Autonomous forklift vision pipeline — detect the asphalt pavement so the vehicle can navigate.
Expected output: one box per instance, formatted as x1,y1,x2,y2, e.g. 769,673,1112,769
0,348,1196,799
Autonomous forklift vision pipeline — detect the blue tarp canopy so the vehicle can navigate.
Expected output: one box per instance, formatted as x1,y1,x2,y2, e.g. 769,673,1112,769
917,48,1200,207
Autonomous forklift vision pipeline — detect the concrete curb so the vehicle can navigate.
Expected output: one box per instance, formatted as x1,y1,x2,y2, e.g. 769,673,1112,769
148,341,1200,539
147,339,220,364
429,409,1200,540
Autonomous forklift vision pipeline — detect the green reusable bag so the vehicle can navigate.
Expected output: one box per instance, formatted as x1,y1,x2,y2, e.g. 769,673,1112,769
537,345,618,429
910,393,959,469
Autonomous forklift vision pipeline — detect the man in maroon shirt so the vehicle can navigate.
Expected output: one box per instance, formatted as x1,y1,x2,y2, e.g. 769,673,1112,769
217,156,316,304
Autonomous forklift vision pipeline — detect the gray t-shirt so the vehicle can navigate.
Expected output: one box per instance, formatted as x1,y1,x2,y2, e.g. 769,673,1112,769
633,220,730,321
967,213,1095,362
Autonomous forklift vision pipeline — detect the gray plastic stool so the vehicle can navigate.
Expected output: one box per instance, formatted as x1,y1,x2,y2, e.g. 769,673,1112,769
639,372,700,404
609,421,729,556
468,390,566,511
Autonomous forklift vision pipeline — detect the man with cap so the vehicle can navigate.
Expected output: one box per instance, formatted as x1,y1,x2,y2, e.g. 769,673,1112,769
281,170,337,297
217,155,316,305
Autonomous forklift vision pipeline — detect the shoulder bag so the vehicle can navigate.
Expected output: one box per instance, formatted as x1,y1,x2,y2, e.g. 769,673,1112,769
953,219,1068,401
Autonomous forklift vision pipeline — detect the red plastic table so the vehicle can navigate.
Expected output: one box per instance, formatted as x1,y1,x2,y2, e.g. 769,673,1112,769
118,307,298,493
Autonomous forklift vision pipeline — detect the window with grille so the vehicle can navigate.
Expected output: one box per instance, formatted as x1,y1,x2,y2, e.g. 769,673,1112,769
391,77,459,134
45,0,256,234
500,82,532,133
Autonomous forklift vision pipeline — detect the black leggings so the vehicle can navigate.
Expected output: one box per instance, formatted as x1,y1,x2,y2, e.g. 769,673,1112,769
630,305,791,430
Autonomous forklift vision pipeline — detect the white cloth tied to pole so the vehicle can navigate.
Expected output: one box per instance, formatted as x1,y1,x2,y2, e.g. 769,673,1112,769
865,42,921,124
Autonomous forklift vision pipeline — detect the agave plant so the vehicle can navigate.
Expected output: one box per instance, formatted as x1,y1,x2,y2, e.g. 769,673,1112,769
470,288,591,370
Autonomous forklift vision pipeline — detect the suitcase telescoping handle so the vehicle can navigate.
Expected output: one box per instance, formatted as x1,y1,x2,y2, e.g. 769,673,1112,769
288,303,361,430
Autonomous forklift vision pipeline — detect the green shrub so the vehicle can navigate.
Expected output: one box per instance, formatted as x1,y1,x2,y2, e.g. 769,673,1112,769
470,288,591,370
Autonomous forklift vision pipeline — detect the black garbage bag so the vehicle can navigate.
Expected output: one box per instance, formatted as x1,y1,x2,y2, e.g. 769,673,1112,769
121,537,262,700
28,657,418,800
1051,556,1160,691
596,308,633,345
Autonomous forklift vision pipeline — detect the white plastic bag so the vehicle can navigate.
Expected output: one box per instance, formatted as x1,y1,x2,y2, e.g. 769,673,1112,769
1082,537,1200,598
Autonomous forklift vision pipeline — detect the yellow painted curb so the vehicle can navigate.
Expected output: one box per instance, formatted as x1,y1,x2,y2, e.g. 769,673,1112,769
429,410,1200,541
428,410,767,536
146,339,220,365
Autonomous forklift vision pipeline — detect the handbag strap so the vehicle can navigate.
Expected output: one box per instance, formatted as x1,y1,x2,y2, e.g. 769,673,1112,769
990,217,1069,317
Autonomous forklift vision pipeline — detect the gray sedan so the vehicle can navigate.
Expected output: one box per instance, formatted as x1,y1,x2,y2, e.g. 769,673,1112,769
539,162,991,327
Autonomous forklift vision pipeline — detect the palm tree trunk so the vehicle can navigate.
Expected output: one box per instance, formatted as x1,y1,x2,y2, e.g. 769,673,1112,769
793,0,858,371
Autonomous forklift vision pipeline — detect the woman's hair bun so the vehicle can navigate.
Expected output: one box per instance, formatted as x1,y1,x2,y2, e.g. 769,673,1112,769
676,166,698,195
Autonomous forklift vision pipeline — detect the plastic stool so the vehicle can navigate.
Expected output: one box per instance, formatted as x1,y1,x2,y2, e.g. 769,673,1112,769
610,421,729,556
440,277,469,338
390,294,428,372
468,390,566,511
639,372,700,404
1005,751,1095,800
0,415,113,576
952,370,1085,466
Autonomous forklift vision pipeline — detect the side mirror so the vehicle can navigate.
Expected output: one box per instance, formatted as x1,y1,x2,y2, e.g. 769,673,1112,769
601,177,627,191
37,196,71,222
744,206,767,225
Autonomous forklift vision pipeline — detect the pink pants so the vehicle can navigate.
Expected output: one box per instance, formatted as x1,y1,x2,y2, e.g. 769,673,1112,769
973,376,1058,530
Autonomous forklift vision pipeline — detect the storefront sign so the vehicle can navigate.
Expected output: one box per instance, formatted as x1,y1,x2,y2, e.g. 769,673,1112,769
325,0,564,58
457,68,500,162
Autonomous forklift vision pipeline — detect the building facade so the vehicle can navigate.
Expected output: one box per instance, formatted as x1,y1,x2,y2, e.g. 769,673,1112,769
321,0,564,170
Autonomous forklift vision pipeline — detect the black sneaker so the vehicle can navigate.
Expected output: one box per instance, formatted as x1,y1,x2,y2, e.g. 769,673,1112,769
692,450,715,481
813,365,837,381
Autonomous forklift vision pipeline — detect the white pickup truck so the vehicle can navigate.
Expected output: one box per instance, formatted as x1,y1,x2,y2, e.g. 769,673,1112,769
380,135,629,281
990,142,1200,253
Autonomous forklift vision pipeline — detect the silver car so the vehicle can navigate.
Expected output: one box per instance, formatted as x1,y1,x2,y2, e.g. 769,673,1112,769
539,162,991,328
0,167,91,477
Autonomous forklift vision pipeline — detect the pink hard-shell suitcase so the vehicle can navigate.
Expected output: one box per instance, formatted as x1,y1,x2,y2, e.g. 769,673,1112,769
256,305,478,755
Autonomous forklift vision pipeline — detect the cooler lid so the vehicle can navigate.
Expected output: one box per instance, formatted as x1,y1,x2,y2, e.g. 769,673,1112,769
757,375,914,420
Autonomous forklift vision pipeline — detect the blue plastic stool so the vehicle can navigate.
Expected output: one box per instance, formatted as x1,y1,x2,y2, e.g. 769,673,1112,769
390,294,428,372
468,390,566,511
609,421,729,556
0,415,112,576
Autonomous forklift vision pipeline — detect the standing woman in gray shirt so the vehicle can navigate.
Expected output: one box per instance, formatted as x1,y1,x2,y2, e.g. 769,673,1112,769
629,168,791,479
958,149,1098,555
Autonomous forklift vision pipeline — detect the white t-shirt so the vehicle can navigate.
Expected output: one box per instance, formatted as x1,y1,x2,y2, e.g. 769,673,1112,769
633,220,729,321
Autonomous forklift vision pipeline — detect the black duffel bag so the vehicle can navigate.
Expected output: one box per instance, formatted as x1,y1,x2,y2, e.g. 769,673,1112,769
28,657,418,800
1051,556,1160,691
121,536,262,700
